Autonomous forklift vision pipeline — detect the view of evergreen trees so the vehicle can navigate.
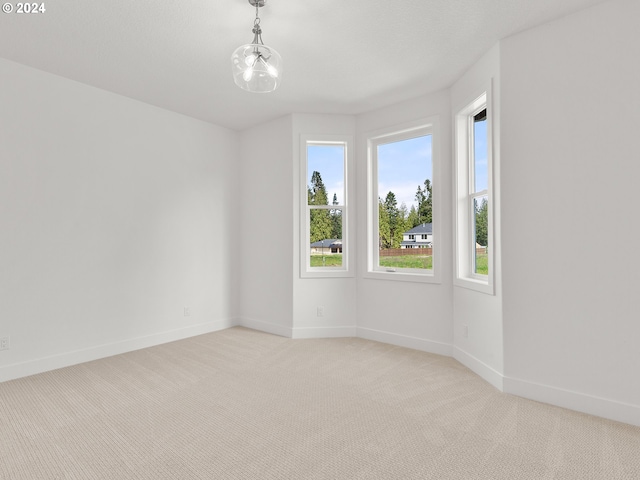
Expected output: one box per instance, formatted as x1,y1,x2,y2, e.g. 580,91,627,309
309,171,488,250
475,197,488,248
308,171,342,243
379,179,432,249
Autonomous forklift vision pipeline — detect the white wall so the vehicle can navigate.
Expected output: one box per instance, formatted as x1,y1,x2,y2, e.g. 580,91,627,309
238,113,358,339
450,45,504,389
501,0,640,425
239,104,455,350
238,115,294,336
291,114,358,338
0,59,240,381
355,92,454,355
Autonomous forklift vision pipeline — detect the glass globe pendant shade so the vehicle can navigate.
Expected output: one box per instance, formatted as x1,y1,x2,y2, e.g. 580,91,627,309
231,43,282,93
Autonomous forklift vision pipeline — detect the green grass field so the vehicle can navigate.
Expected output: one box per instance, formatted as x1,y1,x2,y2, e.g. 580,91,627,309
475,253,488,275
310,255,343,267
310,253,488,275
379,255,432,270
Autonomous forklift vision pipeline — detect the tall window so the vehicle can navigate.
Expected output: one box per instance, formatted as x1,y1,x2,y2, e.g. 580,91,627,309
455,93,493,293
472,109,489,276
301,136,352,278
367,120,439,282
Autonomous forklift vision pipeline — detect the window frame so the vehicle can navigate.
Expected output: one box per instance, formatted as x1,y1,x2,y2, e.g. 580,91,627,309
454,91,494,294
365,118,441,284
300,134,354,278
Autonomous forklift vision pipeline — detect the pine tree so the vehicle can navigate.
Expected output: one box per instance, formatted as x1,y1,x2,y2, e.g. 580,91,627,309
397,203,409,247
475,197,488,247
415,179,433,224
308,171,332,243
309,171,328,205
378,198,392,249
383,192,403,249
330,193,342,240
407,205,419,228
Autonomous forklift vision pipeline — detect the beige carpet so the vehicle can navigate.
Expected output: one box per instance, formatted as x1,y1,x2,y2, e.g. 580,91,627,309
1,327,639,479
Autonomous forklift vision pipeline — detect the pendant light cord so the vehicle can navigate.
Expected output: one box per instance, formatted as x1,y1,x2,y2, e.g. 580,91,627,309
251,1,263,45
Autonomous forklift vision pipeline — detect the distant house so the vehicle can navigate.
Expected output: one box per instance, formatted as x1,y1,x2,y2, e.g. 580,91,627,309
400,223,432,249
310,239,343,254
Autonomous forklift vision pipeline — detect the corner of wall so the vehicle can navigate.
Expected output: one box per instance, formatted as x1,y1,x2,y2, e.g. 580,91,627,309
450,42,504,385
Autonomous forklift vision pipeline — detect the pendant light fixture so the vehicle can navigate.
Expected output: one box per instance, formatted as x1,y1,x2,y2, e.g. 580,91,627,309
231,0,282,93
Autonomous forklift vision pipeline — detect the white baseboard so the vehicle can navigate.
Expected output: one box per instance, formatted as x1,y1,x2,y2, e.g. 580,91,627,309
239,317,293,338
504,376,640,427
357,327,453,357
292,326,357,339
6,316,638,427
238,318,357,339
0,318,238,384
453,346,504,391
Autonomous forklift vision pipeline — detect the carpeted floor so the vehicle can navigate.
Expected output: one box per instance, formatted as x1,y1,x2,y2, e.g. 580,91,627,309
1,326,639,479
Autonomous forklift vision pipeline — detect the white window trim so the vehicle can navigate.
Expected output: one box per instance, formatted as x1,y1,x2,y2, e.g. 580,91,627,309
300,134,354,278
454,89,495,294
364,117,441,284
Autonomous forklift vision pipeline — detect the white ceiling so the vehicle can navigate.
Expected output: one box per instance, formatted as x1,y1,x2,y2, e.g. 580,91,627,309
0,0,608,131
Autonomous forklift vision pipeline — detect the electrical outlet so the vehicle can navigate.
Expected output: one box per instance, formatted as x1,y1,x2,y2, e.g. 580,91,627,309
316,306,324,317
184,307,191,317
462,325,469,338
0,336,10,351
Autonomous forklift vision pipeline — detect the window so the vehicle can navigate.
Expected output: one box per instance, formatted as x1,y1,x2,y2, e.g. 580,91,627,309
472,109,488,276
455,93,493,293
301,135,353,278
366,119,440,282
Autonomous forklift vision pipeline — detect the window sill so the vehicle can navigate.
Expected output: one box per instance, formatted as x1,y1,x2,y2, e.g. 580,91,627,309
364,269,440,284
454,276,494,295
301,269,355,279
